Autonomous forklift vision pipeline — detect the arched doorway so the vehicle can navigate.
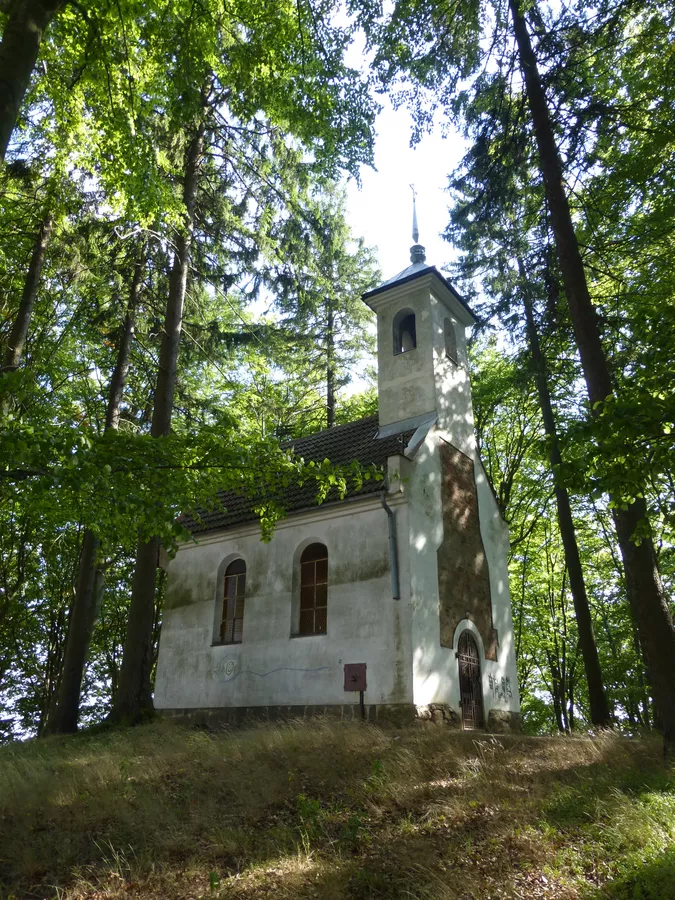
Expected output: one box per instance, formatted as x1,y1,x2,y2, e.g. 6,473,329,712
458,631,484,730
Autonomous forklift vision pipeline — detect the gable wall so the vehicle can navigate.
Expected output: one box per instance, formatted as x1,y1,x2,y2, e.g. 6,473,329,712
154,499,413,712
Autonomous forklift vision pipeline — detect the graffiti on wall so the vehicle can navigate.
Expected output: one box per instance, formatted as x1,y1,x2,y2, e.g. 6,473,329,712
489,673,512,703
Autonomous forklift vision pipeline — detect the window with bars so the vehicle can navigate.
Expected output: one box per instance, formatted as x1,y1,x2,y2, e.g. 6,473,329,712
221,558,246,644
299,543,328,635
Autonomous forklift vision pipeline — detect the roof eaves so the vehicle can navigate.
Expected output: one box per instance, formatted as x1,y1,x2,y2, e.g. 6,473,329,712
189,482,388,536
362,265,475,321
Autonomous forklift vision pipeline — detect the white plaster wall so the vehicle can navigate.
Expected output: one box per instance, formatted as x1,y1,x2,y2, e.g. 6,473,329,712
473,457,521,715
430,293,475,456
374,288,437,428
406,428,448,709
367,272,520,722
154,498,414,711
406,428,520,721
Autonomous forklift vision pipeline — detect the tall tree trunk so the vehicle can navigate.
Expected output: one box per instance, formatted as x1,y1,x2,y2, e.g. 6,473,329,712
110,122,205,725
0,0,62,160
548,656,565,733
1,210,53,374
326,300,335,427
631,622,651,729
509,0,675,746
105,263,140,430
519,263,611,727
44,260,141,735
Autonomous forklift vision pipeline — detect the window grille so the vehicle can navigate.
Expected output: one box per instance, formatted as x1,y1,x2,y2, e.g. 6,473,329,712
221,558,246,643
458,631,484,729
299,543,328,635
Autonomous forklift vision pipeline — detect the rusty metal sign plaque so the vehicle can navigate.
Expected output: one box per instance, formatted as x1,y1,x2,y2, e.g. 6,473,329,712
343,663,367,692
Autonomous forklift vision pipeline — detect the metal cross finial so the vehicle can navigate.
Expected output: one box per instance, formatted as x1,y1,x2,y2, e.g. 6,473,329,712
410,184,419,244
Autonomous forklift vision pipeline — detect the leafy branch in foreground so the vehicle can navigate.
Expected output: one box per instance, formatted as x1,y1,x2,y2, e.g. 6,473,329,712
0,418,382,549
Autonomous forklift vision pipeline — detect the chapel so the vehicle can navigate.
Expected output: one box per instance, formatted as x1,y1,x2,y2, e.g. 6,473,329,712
154,224,521,731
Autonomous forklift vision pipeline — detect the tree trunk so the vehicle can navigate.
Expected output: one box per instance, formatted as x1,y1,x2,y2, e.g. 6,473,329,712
0,0,62,160
1,210,53,374
548,657,565,733
44,261,141,735
326,300,335,427
631,622,651,729
519,263,611,727
509,0,675,746
105,262,141,430
110,122,205,725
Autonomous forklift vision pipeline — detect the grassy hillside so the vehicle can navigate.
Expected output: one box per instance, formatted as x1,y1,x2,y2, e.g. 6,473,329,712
0,721,674,900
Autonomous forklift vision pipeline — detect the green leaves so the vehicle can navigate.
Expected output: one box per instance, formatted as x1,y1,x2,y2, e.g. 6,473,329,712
0,411,380,552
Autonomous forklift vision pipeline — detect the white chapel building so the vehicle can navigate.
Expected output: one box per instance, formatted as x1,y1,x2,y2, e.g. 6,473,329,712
154,235,521,731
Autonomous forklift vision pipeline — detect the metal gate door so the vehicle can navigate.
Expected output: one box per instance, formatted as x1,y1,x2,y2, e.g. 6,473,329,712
458,631,484,730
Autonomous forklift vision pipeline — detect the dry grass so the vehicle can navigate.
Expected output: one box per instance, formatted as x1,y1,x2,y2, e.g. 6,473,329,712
0,721,674,900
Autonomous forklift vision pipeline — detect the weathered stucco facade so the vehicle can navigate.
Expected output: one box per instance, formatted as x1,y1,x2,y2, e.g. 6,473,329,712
155,497,414,717
155,243,521,730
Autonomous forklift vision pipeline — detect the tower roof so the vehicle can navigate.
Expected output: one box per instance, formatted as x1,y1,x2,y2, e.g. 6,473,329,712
362,261,476,322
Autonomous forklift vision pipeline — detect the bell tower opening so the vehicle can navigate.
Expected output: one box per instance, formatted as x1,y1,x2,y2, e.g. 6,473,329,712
393,309,416,354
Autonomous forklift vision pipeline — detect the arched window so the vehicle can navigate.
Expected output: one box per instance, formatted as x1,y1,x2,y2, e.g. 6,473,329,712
393,308,416,355
444,318,458,363
221,558,246,644
299,543,328,635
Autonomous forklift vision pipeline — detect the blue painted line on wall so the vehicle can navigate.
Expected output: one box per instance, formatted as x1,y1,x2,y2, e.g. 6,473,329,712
222,666,332,683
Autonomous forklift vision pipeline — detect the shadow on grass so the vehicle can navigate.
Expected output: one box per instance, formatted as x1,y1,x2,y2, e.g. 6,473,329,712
0,722,672,900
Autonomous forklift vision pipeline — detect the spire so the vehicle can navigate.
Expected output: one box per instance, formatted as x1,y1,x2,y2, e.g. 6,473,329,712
409,184,426,264
411,184,419,243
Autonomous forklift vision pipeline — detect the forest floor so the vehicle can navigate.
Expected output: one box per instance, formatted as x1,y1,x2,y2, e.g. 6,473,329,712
0,720,674,900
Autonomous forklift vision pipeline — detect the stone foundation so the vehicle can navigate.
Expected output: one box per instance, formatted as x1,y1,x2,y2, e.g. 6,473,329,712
159,703,416,728
487,709,522,733
159,703,520,732
415,703,461,727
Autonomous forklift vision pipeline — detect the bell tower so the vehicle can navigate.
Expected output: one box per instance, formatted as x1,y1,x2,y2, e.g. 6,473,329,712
362,204,477,455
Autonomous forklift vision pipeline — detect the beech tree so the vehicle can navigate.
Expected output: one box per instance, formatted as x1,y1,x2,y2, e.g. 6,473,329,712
45,252,143,735
0,0,63,159
110,110,207,724
104,0,378,724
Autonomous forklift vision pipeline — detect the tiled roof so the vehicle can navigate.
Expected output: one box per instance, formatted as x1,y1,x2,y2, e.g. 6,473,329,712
182,415,414,535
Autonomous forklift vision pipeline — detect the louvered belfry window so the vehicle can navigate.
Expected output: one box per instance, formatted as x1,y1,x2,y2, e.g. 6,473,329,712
221,558,246,644
299,543,328,635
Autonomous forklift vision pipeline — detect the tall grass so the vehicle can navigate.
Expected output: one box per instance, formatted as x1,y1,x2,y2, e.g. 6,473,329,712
0,721,672,899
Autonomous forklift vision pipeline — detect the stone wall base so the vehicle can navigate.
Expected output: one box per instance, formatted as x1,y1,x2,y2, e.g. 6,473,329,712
416,704,521,732
415,703,461,727
159,703,416,728
487,709,522,733
158,703,521,732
